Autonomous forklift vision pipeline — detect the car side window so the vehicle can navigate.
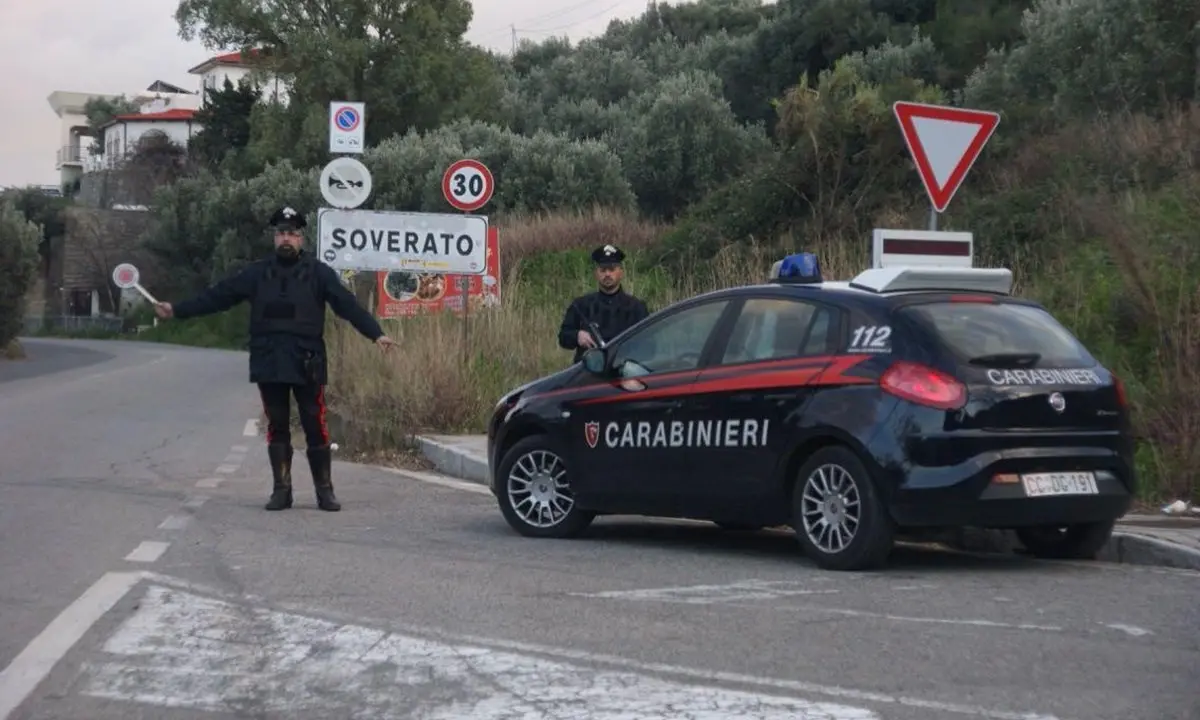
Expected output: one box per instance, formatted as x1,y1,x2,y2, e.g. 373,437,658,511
720,298,835,364
611,300,730,377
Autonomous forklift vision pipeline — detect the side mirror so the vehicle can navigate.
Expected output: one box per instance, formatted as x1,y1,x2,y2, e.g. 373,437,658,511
581,347,607,375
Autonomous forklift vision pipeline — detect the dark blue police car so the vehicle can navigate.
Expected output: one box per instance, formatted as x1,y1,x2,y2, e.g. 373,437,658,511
485,231,1134,571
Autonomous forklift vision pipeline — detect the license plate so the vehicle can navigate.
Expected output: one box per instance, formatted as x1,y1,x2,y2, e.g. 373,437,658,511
1020,472,1098,497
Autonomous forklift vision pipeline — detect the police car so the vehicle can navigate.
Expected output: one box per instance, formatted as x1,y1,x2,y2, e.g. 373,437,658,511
485,229,1134,571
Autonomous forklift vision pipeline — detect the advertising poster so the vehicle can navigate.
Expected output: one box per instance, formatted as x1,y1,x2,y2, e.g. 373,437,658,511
375,226,500,318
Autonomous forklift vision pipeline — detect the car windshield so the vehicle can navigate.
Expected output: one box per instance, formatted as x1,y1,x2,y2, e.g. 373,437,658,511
900,301,1095,367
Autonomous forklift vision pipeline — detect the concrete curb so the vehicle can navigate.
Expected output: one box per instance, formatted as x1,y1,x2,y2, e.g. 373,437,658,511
415,436,488,485
416,437,1200,571
1097,531,1200,571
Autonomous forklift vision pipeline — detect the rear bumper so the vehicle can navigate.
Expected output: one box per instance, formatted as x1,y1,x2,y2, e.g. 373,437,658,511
885,445,1134,529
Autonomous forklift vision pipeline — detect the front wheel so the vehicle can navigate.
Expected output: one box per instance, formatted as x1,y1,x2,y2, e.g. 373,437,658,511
791,446,894,571
1015,520,1115,559
495,435,595,538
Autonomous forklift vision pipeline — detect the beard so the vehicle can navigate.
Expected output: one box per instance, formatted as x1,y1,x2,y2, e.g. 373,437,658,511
275,244,299,261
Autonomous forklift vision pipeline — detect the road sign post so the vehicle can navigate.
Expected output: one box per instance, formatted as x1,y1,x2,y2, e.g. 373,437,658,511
892,101,1000,230
441,158,496,360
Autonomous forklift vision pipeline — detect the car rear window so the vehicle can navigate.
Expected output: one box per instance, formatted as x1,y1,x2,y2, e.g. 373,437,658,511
900,301,1095,367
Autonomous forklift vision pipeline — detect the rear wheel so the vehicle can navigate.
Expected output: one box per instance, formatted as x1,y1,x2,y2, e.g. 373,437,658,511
495,435,595,539
1015,520,1115,559
791,446,894,571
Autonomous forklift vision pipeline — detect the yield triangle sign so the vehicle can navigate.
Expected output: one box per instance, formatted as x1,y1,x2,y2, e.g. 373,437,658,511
893,101,1000,213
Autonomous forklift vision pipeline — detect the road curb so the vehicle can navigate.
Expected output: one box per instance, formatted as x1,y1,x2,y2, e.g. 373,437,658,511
942,526,1200,571
416,439,1200,571
415,436,488,485
1097,531,1200,571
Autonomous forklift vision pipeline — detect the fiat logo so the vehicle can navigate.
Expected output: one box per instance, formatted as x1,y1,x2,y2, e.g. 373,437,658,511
1048,392,1066,413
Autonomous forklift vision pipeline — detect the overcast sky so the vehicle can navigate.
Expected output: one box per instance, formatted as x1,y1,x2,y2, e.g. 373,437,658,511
0,0,649,189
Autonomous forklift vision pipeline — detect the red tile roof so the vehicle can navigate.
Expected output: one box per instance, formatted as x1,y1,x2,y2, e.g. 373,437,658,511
187,49,267,74
105,109,198,127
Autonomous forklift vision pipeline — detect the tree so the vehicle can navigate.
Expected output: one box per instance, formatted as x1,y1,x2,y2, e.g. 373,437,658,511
0,199,42,346
83,96,142,152
174,0,505,166
190,76,261,175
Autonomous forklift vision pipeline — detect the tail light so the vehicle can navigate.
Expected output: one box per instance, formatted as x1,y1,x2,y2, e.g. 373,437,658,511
1112,373,1128,408
880,361,967,410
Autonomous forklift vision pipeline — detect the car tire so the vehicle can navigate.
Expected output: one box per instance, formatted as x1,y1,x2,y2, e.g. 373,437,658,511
790,445,894,571
1015,520,1115,560
495,435,595,539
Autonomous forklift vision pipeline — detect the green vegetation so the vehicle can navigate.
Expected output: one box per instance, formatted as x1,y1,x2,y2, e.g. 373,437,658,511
7,0,1198,503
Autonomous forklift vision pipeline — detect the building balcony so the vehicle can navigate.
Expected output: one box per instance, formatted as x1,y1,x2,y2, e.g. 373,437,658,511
56,145,92,169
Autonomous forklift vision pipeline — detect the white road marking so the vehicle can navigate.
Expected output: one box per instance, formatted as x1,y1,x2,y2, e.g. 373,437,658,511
230,445,249,453
377,466,490,495
214,464,238,474
123,542,169,563
157,515,191,531
577,579,839,604
579,580,1062,632
80,583,878,719
134,572,1063,720
182,495,209,509
221,453,244,465
195,478,221,488
1103,623,1152,637
242,419,258,437
0,571,142,720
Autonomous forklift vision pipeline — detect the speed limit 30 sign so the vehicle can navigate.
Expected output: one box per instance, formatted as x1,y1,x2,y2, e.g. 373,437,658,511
442,158,494,212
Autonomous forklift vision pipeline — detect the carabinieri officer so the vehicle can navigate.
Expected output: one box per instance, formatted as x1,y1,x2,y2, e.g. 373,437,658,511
557,243,650,363
153,206,396,512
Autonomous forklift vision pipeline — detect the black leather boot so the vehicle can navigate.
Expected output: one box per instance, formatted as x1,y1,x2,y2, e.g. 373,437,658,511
306,445,340,511
265,443,293,510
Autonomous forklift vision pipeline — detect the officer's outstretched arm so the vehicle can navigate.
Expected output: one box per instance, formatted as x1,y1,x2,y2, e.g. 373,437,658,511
557,299,581,350
171,264,259,320
317,265,386,341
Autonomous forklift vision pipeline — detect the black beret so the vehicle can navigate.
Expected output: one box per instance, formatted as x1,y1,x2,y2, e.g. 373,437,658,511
269,206,306,229
591,244,625,265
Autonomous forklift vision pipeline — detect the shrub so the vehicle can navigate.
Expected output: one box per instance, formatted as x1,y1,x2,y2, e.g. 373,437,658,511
0,200,41,347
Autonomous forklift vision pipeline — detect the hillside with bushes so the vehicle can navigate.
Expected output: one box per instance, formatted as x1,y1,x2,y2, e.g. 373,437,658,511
7,0,1198,504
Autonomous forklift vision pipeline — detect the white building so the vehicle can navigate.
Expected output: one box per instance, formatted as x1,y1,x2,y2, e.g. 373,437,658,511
187,50,290,105
98,105,201,169
48,84,200,189
47,49,288,189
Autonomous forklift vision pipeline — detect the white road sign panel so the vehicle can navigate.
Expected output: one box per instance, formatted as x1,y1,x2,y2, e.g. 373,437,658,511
328,101,365,154
317,208,488,275
319,157,372,209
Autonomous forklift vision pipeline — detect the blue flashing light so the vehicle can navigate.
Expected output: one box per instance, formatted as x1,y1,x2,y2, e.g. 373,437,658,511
771,252,823,284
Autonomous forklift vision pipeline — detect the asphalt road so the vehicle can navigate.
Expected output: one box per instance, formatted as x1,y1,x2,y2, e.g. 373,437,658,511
1,337,1197,720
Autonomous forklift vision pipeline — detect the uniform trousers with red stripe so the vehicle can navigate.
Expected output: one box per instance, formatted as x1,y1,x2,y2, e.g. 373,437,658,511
257,382,330,448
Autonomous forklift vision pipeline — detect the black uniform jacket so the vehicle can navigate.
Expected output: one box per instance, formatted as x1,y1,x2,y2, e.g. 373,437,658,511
172,253,384,385
557,287,650,363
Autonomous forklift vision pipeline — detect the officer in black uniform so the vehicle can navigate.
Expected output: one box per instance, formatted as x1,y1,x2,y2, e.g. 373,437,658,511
557,244,650,363
153,206,396,512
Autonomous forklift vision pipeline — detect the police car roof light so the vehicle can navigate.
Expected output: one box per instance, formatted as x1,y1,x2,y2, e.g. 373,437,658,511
849,266,1013,295
769,252,823,284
